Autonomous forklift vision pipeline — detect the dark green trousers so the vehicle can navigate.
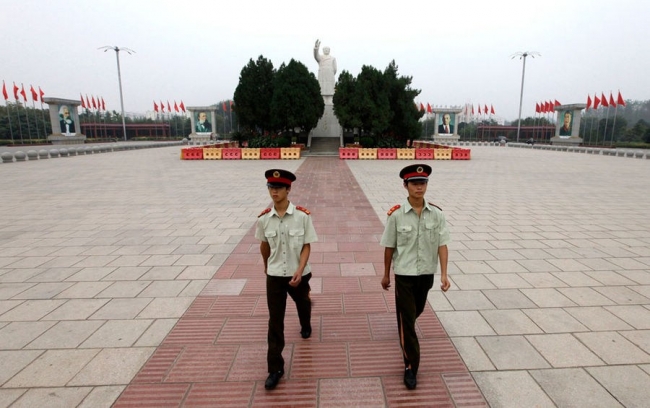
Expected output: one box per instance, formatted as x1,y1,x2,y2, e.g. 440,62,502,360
266,273,312,373
395,274,434,375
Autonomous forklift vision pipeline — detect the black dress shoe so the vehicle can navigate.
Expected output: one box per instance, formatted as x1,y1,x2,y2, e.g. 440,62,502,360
300,327,312,339
264,370,284,390
404,368,417,390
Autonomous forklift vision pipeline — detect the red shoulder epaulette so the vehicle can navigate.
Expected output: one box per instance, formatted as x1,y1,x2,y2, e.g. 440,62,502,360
428,202,443,211
296,206,311,215
258,208,271,217
387,204,401,216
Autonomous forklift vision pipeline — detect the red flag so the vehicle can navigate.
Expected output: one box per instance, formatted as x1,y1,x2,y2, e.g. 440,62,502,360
548,100,553,112
101,97,105,111
477,105,481,114
20,84,27,101
91,96,97,109
471,105,474,115
167,100,171,112
608,92,616,108
30,85,38,101
174,100,179,112
86,95,91,109
594,94,600,109
1,81,7,101
81,94,86,109
180,100,186,112
600,92,608,108
426,103,432,114
490,105,495,115
39,87,45,103
160,100,165,112
535,103,540,113
617,91,626,107
13,82,19,100
153,101,159,112
419,103,424,112
554,100,561,108
586,95,592,110
484,104,488,114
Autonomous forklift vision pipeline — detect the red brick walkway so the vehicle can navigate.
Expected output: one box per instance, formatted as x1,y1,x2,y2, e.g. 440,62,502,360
114,157,487,407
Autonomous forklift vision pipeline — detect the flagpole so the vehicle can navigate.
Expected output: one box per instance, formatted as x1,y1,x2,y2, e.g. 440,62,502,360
603,105,610,146
3,82,16,142
610,104,618,146
31,97,40,144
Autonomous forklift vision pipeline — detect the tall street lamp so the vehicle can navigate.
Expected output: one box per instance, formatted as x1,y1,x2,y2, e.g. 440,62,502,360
511,51,540,143
99,46,135,141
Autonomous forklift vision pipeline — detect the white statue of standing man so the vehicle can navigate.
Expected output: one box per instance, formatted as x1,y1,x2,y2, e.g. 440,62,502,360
314,39,337,96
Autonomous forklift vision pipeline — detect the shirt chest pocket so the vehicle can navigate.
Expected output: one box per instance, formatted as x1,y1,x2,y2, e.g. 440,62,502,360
425,222,440,243
264,230,277,244
289,229,305,249
397,225,413,246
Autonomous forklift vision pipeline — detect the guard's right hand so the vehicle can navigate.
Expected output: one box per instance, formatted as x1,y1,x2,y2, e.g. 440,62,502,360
381,276,391,291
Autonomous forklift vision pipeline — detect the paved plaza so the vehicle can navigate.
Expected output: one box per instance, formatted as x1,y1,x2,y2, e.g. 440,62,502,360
0,145,649,407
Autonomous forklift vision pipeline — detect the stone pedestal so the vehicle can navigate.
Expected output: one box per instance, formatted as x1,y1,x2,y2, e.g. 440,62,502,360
309,103,342,147
433,134,460,145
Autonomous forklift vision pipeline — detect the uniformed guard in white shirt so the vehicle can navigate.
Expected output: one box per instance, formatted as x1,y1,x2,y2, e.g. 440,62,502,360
255,169,318,390
380,164,451,390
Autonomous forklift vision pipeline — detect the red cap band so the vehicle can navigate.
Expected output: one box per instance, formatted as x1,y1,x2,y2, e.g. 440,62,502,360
267,177,292,185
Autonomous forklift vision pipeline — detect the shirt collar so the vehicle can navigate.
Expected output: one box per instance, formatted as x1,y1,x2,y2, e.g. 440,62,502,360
403,199,431,213
270,201,295,217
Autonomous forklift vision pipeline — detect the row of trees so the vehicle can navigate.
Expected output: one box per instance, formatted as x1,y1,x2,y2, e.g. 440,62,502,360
233,56,424,146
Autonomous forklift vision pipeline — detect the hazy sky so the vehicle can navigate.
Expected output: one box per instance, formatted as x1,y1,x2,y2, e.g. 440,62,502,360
2,0,648,121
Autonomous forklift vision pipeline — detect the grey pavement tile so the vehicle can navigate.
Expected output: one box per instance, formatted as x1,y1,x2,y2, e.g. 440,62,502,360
575,331,650,364
55,281,113,299
523,308,589,333
137,297,194,318
0,299,66,321
520,288,577,308
4,257,54,269
473,371,555,408
605,306,650,329
0,268,48,283
105,255,150,267
8,387,91,408
512,240,549,249
0,283,35,299
618,270,650,284
176,265,217,280
110,245,150,255
69,348,155,386
96,281,151,298
10,282,74,299
71,256,119,268
65,267,117,282
171,244,209,255
138,265,185,280
5,349,100,387
204,243,238,254
484,273,532,289
516,259,561,273
0,257,21,268
133,318,178,347
89,298,153,320
485,259,528,273
476,336,550,370
557,287,616,306
0,350,43,384
530,368,623,407
101,266,151,281
585,270,638,286
577,258,621,271
514,249,552,260
0,300,21,316
137,280,189,297
630,285,650,298
40,256,92,269
593,286,650,305
444,290,496,310
480,310,543,335
519,272,568,288
547,258,590,272
482,289,537,309
566,307,634,331
489,241,523,250
25,320,105,349
448,274,496,290
27,267,80,282
453,260,496,274
427,291,453,311
0,389,26,407
450,337,495,371
80,246,119,256
642,364,650,376
77,385,125,408
543,248,583,259
526,334,604,367
435,311,496,337
42,299,109,320
552,271,603,287
620,330,650,354
140,254,182,266
586,365,650,408
173,254,213,266
80,319,152,348
178,280,209,297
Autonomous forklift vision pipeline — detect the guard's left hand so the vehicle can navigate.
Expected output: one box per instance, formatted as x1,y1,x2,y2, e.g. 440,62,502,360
440,275,451,292
289,272,302,287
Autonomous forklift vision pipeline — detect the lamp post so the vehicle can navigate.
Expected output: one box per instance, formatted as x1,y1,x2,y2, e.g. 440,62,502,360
511,51,540,143
99,46,135,141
